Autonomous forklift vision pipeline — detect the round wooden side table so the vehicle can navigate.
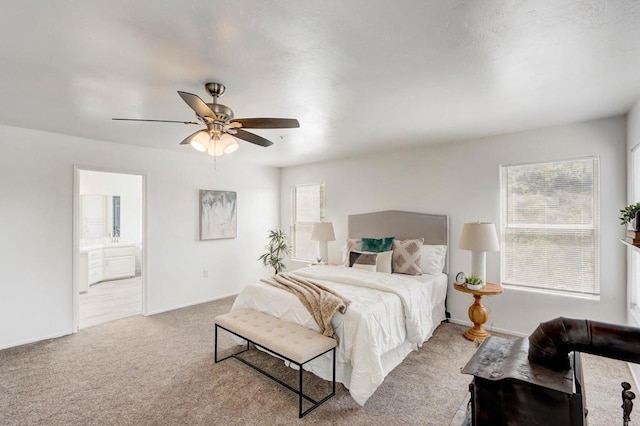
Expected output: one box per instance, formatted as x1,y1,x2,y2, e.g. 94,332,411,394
453,282,503,342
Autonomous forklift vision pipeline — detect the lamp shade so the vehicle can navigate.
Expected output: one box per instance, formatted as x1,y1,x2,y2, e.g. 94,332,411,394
310,222,336,242
458,222,500,252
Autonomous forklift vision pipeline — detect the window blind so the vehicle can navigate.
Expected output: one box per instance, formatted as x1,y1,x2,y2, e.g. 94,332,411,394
291,183,325,261
500,157,600,295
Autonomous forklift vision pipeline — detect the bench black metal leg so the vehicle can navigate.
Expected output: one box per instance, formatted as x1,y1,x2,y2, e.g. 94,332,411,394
299,363,304,418
215,324,336,419
333,347,336,395
298,347,336,418
214,324,250,363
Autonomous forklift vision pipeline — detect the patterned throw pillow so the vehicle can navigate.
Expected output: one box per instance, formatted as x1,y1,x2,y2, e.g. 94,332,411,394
374,250,393,274
392,238,424,275
349,251,377,272
342,238,361,265
349,249,393,273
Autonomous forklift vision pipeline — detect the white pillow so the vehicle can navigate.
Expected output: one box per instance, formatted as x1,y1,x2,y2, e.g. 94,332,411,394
420,245,447,275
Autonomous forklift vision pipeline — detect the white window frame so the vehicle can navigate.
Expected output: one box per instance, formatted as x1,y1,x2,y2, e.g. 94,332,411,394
500,157,600,296
291,183,325,262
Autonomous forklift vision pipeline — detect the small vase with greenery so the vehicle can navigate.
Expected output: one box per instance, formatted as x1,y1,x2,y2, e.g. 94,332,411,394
258,229,291,275
465,275,485,290
620,203,640,230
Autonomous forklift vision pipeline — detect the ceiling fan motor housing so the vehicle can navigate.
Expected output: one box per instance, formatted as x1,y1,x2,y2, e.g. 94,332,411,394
207,103,234,121
203,83,233,121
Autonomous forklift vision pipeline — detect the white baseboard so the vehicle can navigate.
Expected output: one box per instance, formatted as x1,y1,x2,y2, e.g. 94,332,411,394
448,318,527,337
1,293,239,351
0,330,72,351
146,292,239,316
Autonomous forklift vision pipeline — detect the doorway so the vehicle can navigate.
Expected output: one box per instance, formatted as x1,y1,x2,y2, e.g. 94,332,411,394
73,167,146,330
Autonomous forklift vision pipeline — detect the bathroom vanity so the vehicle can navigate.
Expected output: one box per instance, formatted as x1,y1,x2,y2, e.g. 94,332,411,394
79,241,136,293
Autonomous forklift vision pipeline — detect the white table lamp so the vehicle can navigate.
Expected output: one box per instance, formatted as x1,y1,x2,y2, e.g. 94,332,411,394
458,222,500,284
311,222,335,264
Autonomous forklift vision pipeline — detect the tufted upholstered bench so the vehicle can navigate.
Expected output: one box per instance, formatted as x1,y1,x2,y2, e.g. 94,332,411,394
214,308,337,418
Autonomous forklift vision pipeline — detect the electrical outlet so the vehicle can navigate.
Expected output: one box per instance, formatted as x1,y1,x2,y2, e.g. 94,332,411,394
203,269,209,278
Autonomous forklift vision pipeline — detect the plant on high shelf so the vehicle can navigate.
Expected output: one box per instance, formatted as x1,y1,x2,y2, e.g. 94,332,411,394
620,203,640,230
258,229,291,275
465,275,485,290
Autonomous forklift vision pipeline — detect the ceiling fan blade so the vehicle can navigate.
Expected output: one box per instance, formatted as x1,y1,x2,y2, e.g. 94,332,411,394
112,118,200,125
231,118,300,129
179,129,208,145
233,129,274,147
177,91,215,119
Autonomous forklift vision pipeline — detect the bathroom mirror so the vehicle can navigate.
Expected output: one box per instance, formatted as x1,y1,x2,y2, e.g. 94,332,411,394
80,194,121,240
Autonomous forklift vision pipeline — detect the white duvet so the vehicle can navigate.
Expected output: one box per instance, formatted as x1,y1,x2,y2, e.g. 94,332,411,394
231,265,447,405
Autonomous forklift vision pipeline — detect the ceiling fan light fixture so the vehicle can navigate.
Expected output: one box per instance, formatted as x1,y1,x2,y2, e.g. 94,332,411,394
113,82,299,158
189,131,211,152
221,134,239,154
206,138,225,157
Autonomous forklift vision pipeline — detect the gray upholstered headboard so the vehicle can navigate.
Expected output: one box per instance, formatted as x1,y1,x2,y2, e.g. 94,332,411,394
347,210,449,273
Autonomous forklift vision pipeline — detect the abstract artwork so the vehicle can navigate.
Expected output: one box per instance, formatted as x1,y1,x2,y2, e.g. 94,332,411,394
199,190,237,240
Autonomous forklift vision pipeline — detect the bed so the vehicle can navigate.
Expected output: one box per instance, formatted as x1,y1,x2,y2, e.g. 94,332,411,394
231,211,449,405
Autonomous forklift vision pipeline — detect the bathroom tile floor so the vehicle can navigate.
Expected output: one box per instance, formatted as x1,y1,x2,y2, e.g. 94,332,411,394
79,276,142,328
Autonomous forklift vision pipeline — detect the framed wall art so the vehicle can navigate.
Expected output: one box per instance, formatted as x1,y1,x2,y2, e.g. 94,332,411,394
199,190,237,240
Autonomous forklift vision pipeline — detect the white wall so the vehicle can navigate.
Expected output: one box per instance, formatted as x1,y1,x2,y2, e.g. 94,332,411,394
281,116,627,336
0,124,280,349
626,99,640,385
79,170,143,271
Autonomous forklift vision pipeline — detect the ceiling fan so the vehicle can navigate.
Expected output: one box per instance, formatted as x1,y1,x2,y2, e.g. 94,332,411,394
113,82,300,157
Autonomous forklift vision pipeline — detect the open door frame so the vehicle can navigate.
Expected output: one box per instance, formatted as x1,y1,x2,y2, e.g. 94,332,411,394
72,165,148,332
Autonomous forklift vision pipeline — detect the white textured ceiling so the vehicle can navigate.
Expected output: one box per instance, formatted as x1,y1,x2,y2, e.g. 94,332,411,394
1,1,640,167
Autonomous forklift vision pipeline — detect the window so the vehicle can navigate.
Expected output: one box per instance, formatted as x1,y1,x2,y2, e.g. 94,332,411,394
291,183,325,261
500,157,600,295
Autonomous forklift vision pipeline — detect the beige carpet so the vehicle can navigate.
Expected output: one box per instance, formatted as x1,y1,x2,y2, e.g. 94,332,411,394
0,296,635,425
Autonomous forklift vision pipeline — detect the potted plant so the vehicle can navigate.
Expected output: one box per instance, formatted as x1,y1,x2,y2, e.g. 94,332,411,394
620,203,640,231
465,275,485,290
258,229,291,275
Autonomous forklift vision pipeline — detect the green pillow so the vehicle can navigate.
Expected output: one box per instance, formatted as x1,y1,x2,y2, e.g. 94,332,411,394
361,237,395,252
